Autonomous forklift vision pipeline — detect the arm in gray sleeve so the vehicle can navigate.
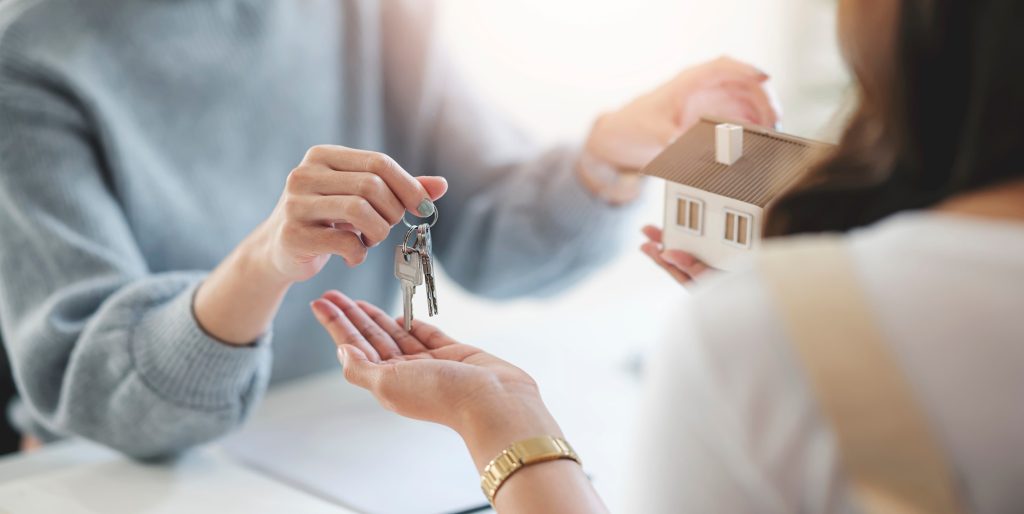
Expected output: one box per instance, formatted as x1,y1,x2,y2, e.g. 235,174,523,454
0,64,271,460
379,1,634,299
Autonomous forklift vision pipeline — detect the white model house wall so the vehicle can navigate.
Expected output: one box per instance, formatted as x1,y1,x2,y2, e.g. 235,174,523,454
662,182,764,272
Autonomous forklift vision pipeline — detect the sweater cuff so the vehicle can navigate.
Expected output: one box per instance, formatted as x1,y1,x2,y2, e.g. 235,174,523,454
546,146,638,239
132,280,271,411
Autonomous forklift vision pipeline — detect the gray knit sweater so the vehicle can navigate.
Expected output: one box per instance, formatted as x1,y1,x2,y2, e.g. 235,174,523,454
0,0,623,458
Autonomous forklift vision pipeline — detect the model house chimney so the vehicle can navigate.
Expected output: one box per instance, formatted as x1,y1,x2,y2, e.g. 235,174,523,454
715,123,744,165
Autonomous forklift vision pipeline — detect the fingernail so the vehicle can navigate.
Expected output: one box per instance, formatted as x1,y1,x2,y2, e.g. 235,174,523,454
417,198,435,217
337,347,347,366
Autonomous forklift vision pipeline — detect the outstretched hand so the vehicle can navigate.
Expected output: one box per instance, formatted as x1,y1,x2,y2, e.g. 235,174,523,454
309,291,548,435
311,292,604,512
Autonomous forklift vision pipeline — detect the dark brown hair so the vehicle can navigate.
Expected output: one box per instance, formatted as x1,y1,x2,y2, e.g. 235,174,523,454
766,0,1024,236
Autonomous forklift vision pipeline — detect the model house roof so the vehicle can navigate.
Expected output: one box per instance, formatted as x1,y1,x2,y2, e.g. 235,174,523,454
642,118,831,207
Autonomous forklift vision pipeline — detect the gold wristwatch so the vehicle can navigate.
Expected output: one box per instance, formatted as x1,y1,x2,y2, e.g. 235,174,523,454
480,436,581,505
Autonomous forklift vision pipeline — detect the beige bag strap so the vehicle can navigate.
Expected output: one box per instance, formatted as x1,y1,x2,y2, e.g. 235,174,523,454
758,237,966,514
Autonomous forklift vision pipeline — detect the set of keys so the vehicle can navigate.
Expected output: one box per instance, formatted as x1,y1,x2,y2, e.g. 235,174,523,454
394,213,439,331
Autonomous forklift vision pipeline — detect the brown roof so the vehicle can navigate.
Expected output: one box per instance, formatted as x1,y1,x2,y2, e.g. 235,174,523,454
642,118,832,207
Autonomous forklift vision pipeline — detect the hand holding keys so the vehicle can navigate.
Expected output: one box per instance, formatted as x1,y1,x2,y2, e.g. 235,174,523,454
394,210,440,331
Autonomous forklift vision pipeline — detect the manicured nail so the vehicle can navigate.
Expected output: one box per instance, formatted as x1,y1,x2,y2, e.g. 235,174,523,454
417,198,435,217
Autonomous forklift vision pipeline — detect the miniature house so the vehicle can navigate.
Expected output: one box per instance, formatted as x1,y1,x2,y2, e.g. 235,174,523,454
643,118,829,271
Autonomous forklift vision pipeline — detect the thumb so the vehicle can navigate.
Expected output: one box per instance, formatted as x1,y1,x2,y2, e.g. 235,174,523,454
416,176,448,202
338,345,378,390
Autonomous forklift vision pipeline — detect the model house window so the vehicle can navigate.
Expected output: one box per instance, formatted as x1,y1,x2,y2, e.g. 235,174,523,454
675,196,703,234
724,210,752,247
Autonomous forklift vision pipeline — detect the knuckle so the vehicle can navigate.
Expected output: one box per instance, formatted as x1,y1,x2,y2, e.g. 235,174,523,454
387,211,404,226
304,145,331,163
347,245,368,265
285,167,308,190
282,196,304,218
346,197,374,219
364,152,397,174
357,174,387,198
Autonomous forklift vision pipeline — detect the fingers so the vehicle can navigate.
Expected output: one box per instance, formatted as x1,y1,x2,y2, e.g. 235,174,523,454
302,145,439,217
310,298,382,362
416,176,449,203
640,241,694,285
292,195,392,247
694,56,770,87
336,345,380,391
408,319,457,350
322,291,403,360
662,250,712,279
641,225,664,244
720,81,779,128
286,225,367,266
356,300,428,355
288,170,407,227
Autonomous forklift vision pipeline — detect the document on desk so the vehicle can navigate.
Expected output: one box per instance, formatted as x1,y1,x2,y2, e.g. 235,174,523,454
222,374,490,514
0,450,355,514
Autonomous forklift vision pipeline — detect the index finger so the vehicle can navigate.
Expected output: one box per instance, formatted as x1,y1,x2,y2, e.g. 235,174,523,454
311,298,383,363
304,145,435,217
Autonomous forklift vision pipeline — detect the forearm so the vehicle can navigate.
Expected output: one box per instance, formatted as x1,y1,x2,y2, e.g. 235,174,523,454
458,397,608,514
194,224,292,345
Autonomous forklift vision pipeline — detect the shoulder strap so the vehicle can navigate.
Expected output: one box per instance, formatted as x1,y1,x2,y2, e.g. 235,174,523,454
758,237,966,514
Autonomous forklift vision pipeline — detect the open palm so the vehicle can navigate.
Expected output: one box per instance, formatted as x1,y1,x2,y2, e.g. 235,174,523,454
310,291,540,429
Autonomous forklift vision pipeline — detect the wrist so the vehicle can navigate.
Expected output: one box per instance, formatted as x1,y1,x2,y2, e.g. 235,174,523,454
576,149,644,206
456,393,564,474
237,225,296,290
193,227,293,346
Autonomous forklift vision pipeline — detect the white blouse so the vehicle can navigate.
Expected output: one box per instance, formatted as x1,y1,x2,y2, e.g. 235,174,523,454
623,212,1024,513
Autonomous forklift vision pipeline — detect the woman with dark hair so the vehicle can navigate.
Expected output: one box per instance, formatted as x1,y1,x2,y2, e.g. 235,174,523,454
310,0,1023,511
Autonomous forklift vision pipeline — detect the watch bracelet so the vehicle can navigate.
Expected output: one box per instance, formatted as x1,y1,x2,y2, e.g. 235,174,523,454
480,436,581,505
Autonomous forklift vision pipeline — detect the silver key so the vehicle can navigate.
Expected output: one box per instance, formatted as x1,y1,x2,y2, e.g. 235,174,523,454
415,225,439,316
394,245,423,330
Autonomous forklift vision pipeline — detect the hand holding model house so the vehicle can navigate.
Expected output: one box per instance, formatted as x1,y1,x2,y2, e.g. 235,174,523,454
642,119,830,278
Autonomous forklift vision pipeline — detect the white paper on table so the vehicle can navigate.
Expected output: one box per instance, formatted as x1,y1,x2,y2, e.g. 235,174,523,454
221,374,490,514
0,450,353,514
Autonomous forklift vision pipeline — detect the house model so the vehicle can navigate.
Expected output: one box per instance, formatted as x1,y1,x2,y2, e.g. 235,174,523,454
642,117,830,271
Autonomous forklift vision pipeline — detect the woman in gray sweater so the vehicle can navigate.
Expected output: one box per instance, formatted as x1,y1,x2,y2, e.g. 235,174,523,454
0,0,775,458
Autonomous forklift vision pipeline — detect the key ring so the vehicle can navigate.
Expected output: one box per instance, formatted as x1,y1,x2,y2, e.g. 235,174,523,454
401,207,439,229
401,225,418,253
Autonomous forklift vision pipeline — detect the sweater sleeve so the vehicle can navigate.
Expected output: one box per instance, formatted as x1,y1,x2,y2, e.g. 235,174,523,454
379,1,633,299
0,57,271,459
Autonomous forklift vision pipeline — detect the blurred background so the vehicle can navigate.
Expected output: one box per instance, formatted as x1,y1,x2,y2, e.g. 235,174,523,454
431,0,849,362
428,0,850,506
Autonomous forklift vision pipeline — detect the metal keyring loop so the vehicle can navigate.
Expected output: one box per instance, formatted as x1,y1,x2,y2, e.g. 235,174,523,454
401,225,418,253
401,208,439,229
